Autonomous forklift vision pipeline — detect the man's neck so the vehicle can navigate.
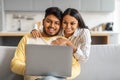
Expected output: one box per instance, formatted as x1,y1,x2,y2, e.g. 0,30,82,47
41,32,56,37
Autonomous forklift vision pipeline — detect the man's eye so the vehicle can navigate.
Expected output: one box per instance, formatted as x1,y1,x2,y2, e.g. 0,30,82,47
46,20,51,23
55,22,60,25
71,22,75,25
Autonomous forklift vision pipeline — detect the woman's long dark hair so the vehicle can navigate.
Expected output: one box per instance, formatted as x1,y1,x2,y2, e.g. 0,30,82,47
62,8,88,29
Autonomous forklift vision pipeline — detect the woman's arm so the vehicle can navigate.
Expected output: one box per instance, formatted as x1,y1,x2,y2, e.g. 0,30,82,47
31,29,42,38
73,29,91,63
31,22,42,38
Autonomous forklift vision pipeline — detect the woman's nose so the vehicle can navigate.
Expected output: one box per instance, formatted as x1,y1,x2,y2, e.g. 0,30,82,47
66,24,71,28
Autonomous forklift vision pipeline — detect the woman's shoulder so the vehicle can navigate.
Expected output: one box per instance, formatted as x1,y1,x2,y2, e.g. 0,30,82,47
74,28,90,36
80,28,90,32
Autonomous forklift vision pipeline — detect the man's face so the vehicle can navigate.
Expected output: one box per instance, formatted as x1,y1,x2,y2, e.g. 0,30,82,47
43,14,61,37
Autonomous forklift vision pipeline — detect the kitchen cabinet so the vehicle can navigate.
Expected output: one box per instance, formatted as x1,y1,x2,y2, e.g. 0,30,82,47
109,32,119,44
32,0,52,11
52,0,81,11
101,0,115,12
80,0,100,12
91,32,110,44
0,32,28,46
0,32,116,46
4,0,32,11
91,32,120,44
4,0,52,11
0,0,4,31
80,0,115,12
3,0,115,12
0,0,2,31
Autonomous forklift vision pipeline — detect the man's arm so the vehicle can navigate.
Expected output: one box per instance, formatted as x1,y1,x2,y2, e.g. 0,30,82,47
10,34,29,75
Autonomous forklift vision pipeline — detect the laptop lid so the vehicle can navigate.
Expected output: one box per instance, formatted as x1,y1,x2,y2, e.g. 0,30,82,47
25,44,73,77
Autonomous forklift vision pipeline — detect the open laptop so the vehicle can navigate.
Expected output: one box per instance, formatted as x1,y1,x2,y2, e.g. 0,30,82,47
25,44,73,78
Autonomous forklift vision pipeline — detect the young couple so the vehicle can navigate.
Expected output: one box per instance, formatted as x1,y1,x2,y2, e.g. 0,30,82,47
11,7,91,80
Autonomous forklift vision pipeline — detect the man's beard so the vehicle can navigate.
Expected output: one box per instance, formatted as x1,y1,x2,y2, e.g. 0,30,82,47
43,27,60,37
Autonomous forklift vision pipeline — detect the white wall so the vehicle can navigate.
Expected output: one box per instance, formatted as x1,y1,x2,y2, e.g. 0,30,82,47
81,12,114,29
80,1,120,31
4,0,120,43
80,0,120,44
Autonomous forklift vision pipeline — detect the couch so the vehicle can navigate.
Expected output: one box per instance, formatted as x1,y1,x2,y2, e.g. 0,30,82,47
0,45,120,80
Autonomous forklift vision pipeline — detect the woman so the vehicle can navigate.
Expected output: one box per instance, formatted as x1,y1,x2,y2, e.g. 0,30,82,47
31,8,91,79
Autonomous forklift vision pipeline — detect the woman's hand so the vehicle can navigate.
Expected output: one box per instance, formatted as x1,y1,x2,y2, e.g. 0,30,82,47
51,38,68,46
31,29,42,38
51,38,77,53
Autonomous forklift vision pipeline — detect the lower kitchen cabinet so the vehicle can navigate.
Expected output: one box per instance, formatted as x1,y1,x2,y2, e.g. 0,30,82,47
0,36,22,46
91,32,110,44
0,32,119,46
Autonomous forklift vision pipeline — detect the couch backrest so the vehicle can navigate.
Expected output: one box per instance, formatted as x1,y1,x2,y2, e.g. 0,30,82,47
1,45,120,80
0,46,16,80
75,44,120,80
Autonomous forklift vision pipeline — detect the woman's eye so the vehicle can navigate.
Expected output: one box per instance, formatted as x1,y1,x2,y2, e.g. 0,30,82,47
63,21,67,24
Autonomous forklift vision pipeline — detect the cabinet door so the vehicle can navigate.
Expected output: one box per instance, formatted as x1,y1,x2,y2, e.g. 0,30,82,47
53,0,80,11
32,0,52,12
0,0,3,31
80,0,100,11
101,0,115,12
4,0,32,11
0,12,2,31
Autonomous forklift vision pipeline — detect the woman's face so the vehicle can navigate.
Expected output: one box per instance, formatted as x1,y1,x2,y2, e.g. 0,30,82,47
62,15,78,37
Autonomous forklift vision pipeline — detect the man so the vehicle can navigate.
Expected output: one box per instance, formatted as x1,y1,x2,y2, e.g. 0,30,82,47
10,7,64,80
11,7,80,80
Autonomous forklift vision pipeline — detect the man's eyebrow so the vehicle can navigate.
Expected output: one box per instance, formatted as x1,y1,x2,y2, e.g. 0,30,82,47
46,17,60,22
46,18,51,20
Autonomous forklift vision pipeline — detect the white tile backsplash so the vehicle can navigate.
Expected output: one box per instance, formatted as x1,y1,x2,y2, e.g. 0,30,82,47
5,12,44,32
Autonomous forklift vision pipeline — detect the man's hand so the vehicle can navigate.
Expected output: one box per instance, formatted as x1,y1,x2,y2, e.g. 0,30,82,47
31,29,42,38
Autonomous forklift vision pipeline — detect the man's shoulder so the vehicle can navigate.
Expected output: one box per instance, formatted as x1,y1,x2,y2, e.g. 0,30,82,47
52,36,65,39
23,33,33,38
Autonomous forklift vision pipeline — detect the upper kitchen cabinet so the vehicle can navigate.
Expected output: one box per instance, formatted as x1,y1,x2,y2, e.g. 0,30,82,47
4,0,32,11
32,0,52,11
4,0,52,12
80,0,100,11
80,0,115,12
0,0,4,31
0,0,2,31
101,0,115,12
52,0,81,11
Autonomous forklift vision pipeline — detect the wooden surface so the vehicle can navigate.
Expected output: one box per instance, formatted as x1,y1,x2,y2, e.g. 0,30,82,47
0,32,29,36
0,31,110,44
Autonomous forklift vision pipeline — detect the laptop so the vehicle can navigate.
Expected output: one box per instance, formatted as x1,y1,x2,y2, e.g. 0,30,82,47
25,44,73,78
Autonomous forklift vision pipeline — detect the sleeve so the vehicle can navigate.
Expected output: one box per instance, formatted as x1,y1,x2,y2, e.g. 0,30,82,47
10,34,29,75
73,29,91,63
33,24,39,30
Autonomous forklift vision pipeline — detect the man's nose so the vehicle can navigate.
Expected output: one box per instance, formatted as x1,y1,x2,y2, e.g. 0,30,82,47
50,23,55,28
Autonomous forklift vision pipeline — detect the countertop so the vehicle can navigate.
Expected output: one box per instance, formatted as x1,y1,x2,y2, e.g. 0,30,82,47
0,32,29,36
0,31,119,36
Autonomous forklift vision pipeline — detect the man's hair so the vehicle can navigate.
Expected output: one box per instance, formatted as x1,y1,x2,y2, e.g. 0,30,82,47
44,7,62,22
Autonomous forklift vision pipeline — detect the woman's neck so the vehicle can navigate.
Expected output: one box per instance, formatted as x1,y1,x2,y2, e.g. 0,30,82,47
64,32,73,38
